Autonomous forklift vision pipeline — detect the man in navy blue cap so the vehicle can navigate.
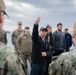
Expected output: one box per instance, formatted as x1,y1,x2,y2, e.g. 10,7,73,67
31,17,52,75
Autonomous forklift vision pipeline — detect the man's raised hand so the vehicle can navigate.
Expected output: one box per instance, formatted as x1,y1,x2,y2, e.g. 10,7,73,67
35,17,41,25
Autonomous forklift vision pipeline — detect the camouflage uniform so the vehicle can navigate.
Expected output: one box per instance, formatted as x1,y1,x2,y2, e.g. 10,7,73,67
0,42,25,75
16,33,32,75
11,29,23,51
49,48,76,75
0,29,7,44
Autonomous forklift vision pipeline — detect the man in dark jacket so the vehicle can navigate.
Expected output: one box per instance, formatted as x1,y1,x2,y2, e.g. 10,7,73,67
45,25,54,75
64,28,72,51
31,17,51,75
53,23,66,56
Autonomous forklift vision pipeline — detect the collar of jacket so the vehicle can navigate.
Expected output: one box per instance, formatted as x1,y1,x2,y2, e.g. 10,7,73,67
39,35,46,42
23,33,31,37
56,30,63,33
17,29,23,31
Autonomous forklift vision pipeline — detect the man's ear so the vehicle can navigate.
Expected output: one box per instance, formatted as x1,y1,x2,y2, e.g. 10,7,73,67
0,13,2,23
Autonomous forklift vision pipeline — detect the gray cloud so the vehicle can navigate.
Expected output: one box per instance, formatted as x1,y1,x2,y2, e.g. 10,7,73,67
4,0,76,32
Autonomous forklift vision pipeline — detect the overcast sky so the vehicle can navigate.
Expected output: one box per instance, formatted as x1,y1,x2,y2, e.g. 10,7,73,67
3,0,76,32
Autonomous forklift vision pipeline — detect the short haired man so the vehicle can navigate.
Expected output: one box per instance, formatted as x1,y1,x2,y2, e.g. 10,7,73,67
31,17,52,75
11,21,23,52
53,23,66,56
17,26,32,75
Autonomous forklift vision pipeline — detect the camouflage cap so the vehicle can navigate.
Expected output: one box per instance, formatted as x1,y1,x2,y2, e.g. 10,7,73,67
73,22,76,34
18,21,22,25
0,0,8,17
0,0,6,11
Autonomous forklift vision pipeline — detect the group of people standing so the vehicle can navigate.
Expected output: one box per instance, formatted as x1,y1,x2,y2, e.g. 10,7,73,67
0,16,73,75
30,17,72,75
1,0,76,75
11,19,54,75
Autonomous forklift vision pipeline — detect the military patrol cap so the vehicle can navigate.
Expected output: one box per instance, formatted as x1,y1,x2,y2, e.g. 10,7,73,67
18,21,22,25
73,22,76,34
0,0,6,11
0,0,8,17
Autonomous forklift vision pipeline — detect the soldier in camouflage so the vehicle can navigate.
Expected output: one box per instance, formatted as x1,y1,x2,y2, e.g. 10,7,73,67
49,22,76,75
0,0,25,75
11,21,23,52
0,0,7,44
17,27,32,75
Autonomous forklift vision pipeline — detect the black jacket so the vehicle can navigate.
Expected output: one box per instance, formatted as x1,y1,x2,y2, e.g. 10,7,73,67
46,33,54,63
53,31,66,51
46,33,54,47
32,24,51,64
